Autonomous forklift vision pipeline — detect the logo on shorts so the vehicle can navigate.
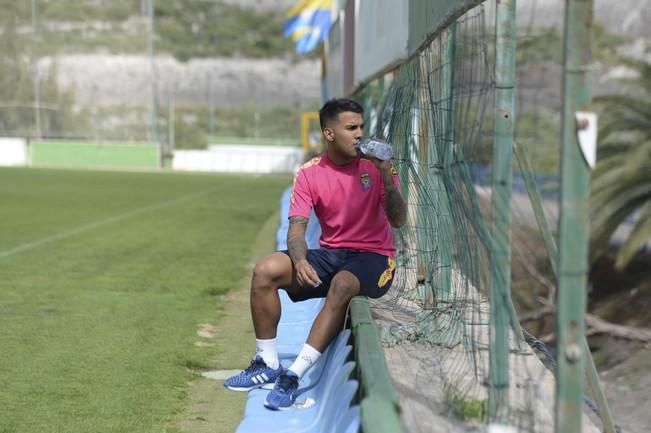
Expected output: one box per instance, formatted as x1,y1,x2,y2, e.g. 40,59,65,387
360,172,371,190
377,257,396,288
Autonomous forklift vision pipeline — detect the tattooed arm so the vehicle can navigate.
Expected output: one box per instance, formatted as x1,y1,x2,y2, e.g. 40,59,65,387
287,216,308,263
370,159,407,227
380,168,407,227
287,216,321,287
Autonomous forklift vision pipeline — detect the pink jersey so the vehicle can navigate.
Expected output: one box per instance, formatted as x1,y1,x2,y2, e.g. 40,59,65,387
288,154,400,256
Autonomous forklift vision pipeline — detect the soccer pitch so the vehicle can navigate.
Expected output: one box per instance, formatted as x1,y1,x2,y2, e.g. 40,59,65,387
0,167,289,433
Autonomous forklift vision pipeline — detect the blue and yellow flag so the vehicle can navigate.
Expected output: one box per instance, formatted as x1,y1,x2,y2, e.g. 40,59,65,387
284,0,333,55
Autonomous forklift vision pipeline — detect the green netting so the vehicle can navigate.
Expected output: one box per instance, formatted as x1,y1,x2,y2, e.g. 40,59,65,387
361,11,491,324
353,3,618,432
356,5,510,427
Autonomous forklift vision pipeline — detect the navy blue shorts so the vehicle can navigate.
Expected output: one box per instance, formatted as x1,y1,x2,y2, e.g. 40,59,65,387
280,248,396,302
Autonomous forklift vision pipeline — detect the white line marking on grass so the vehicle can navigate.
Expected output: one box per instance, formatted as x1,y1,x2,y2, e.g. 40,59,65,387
0,189,216,259
201,369,243,381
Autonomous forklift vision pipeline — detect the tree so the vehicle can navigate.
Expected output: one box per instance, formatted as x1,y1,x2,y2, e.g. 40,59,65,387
0,3,80,138
590,59,651,269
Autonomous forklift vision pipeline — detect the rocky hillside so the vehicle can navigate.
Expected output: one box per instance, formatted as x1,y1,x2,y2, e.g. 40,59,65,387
34,0,648,110
40,54,321,109
518,0,651,38
19,0,322,109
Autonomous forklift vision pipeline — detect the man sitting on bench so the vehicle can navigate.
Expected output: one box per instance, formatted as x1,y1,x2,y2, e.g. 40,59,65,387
224,98,407,410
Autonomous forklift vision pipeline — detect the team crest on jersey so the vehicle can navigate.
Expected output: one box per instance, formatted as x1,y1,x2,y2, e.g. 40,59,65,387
360,172,371,190
390,166,398,176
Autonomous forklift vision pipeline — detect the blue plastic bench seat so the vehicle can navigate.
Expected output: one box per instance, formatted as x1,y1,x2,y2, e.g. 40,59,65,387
233,188,360,433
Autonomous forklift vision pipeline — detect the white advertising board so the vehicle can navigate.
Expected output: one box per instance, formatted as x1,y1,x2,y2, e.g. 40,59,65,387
173,145,302,174
0,138,27,166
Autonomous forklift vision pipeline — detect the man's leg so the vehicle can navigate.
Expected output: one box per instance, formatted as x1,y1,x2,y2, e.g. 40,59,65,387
289,270,360,376
264,270,359,410
224,252,294,391
250,251,294,340
306,270,360,351
286,252,392,378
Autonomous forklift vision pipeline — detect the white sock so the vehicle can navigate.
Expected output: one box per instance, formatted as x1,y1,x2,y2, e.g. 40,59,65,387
288,344,322,378
255,338,279,369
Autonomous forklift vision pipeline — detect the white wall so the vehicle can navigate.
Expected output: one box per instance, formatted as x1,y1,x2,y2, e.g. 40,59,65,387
0,138,28,166
354,0,409,85
172,145,302,174
327,13,345,98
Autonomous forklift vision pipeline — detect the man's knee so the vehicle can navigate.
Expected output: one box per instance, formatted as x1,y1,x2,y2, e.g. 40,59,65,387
327,280,358,306
252,253,291,289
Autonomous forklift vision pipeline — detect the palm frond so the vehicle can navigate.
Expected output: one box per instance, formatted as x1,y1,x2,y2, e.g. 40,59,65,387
620,57,651,92
589,197,643,261
592,159,651,201
589,58,651,264
597,104,651,140
590,182,651,256
615,202,651,268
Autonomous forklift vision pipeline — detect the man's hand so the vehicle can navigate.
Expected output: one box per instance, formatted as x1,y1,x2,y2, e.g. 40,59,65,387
366,156,392,172
294,259,322,288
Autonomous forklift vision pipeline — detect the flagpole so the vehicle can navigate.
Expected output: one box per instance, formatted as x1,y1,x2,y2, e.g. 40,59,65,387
284,0,333,100
321,42,329,102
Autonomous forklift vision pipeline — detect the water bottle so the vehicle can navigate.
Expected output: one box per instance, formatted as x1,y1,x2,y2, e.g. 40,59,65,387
357,138,394,161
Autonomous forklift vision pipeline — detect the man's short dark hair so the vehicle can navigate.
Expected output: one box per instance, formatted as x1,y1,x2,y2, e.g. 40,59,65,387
319,98,364,130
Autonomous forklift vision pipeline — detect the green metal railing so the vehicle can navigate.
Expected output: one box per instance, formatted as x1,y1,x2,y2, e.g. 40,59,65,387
349,297,404,433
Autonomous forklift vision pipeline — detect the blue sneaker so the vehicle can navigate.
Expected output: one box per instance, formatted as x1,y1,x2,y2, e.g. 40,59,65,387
224,356,282,391
264,370,300,410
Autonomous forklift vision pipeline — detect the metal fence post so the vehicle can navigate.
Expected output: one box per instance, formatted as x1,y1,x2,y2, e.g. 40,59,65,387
148,0,159,145
556,1,594,432
437,23,457,303
489,0,517,423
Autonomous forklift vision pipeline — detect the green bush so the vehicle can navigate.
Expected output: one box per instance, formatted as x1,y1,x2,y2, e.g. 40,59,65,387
443,382,488,422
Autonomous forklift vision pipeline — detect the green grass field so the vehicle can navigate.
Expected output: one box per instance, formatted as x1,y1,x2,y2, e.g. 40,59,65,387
0,167,290,433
